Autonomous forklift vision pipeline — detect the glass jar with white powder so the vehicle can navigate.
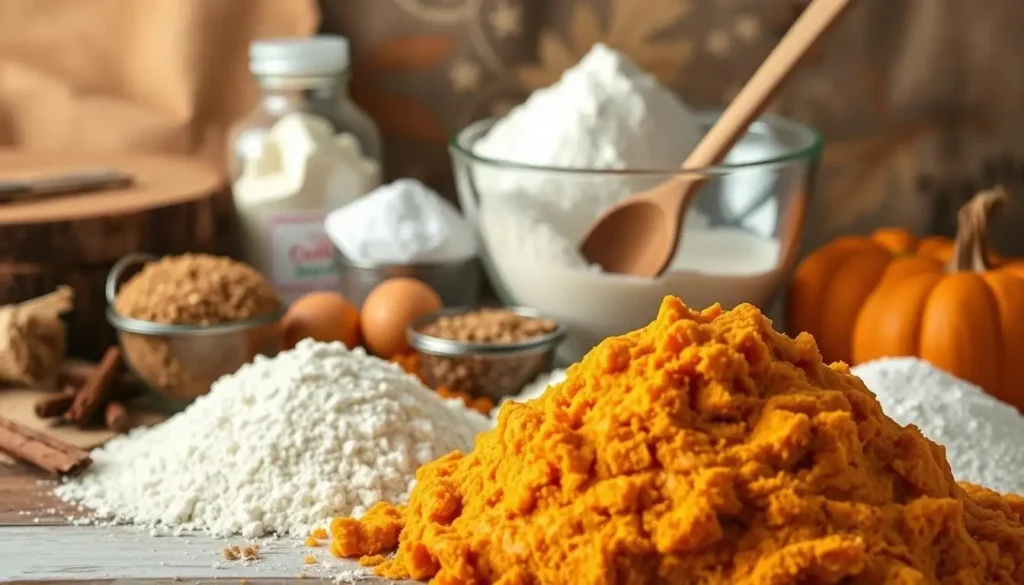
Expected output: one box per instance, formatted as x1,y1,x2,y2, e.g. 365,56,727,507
229,35,382,303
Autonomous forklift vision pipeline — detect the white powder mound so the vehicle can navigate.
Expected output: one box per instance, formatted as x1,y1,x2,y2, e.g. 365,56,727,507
475,43,702,174
515,368,568,403
473,43,706,247
852,357,1024,495
491,368,569,420
55,340,490,537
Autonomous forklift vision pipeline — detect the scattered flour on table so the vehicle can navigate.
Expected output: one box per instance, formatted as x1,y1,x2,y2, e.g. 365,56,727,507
852,357,1024,495
55,339,490,537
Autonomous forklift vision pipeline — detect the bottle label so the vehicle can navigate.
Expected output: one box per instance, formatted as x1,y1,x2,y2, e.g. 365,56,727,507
266,211,338,299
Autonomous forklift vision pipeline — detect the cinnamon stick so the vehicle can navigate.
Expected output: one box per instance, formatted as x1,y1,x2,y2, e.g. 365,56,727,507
57,364,92,388
59,363,140,400
104,401,130,433
34,386,79,419
0,416,92,476
64,346,122,425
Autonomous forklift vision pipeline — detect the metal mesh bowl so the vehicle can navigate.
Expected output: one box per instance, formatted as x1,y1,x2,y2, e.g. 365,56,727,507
407,306,565,402
334,250,482,307
106,253,284,412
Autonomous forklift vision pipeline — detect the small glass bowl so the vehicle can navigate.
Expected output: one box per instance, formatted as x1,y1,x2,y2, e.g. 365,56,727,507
450,111,822,361
406,306,566,402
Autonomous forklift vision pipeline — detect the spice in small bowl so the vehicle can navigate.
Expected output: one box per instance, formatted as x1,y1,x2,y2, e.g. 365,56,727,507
106,253,284,411
406,306,565,401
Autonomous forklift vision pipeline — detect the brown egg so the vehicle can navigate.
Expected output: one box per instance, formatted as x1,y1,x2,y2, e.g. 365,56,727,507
282,291,361,350
361,278,443,358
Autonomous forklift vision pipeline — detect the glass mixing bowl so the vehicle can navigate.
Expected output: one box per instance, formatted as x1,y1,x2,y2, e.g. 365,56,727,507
450,112,822,362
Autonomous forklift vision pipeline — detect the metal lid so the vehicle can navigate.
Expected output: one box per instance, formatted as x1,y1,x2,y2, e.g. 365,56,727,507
249,35,350,77
407,306,566,357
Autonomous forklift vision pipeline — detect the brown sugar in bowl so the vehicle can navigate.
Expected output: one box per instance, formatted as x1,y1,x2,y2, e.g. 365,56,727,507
106,253,285,412
406,306,565,402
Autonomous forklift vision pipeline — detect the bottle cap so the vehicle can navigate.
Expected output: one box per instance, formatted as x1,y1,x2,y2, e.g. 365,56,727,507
249,35,350,77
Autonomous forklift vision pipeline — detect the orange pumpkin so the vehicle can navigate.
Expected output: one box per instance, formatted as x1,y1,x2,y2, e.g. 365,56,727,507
787,227,952,365
852,188,1024,407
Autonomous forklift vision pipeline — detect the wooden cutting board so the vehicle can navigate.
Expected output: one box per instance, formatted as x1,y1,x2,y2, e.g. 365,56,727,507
0,151,224,360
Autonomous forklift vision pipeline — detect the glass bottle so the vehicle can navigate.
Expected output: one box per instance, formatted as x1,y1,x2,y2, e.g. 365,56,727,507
228,35,382,302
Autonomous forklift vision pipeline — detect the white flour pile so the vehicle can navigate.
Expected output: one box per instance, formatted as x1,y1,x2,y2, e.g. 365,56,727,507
852,357,1024,495
55,339,490,537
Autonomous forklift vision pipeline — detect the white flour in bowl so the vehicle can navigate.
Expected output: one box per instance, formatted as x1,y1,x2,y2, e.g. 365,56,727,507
852,357,1024,495
472,43,709,265
55,340,489,537
466,44,785,359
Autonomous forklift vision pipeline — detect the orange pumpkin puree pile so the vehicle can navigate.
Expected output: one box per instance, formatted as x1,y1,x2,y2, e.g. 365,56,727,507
333,297,1024,584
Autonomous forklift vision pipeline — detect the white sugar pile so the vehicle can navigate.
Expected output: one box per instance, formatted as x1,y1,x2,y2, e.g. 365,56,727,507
55,339,490,537
852,357,1024,495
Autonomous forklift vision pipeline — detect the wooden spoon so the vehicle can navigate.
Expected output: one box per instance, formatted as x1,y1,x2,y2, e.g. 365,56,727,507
578,0,854,277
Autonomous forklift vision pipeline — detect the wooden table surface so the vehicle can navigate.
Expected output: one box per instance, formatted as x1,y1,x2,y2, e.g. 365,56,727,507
0,459,401,584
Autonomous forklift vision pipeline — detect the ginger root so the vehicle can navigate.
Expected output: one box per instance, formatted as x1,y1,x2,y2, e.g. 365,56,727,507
0,286,74,388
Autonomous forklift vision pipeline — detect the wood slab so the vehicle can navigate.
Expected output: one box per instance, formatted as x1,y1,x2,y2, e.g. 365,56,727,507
0,152,222,228
0,151,224,359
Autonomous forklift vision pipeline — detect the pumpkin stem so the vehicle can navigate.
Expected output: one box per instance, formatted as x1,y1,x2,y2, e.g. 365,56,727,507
945,186,1009,273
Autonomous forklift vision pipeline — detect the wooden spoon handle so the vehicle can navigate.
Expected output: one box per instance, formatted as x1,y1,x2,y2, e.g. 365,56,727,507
683,0,853,169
